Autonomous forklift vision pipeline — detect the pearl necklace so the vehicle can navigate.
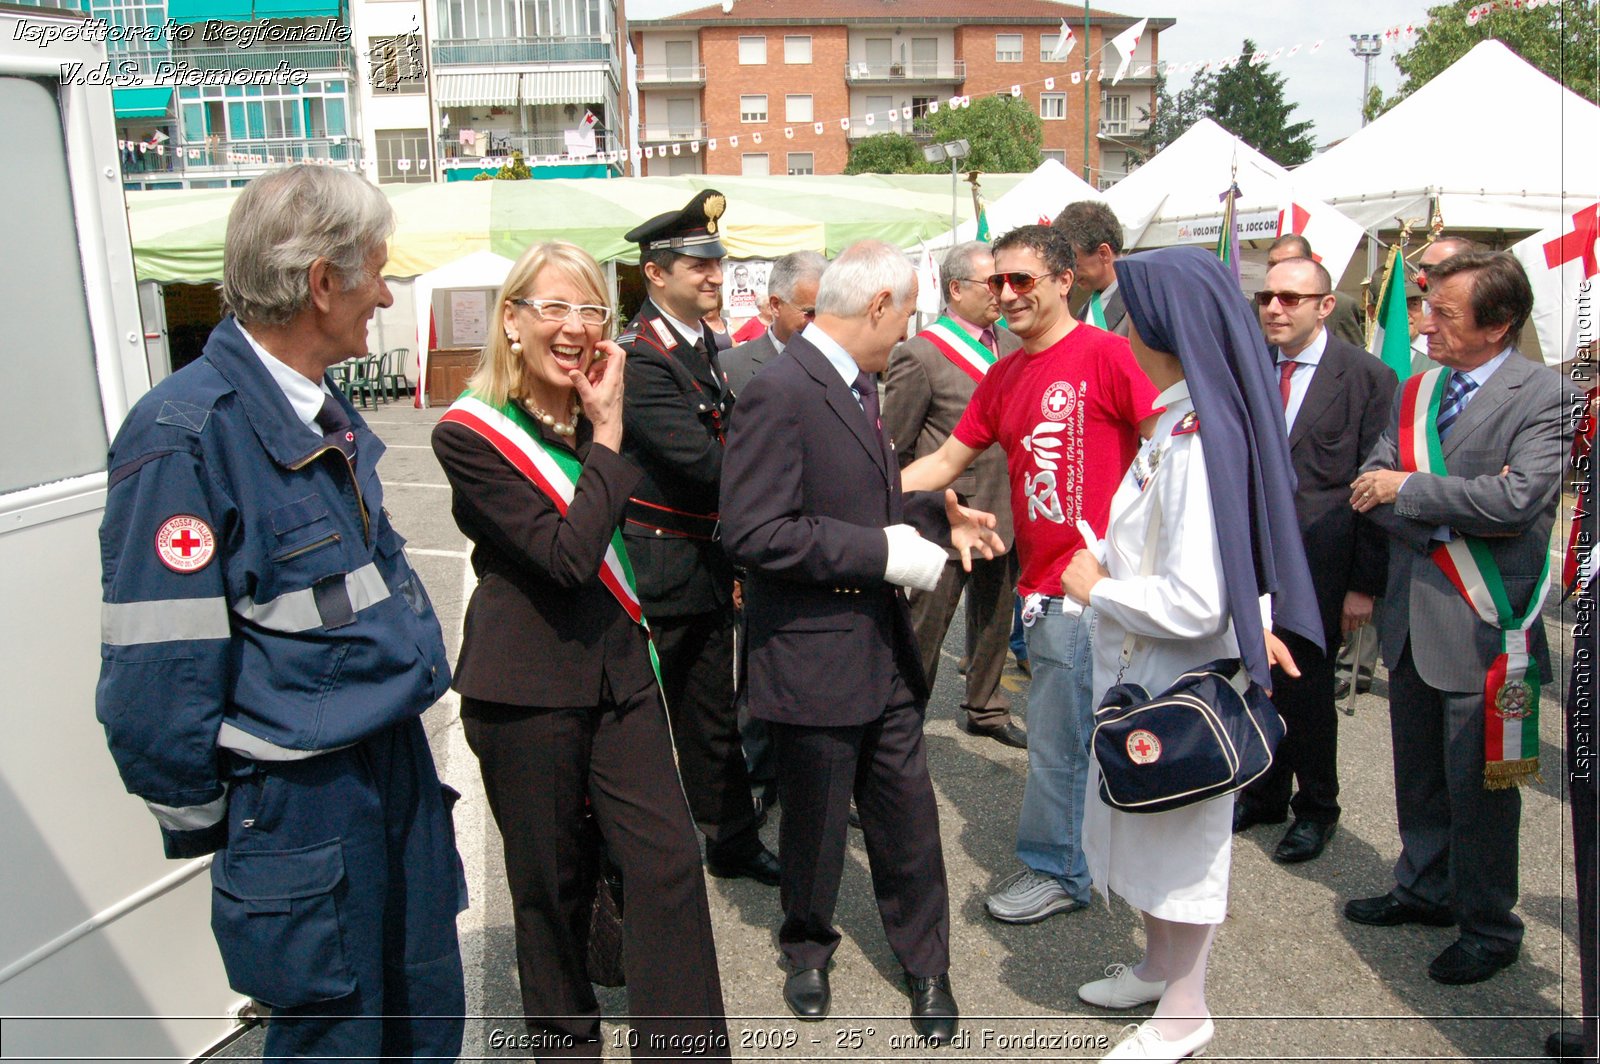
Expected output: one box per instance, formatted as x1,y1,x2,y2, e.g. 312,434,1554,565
521,396,581,437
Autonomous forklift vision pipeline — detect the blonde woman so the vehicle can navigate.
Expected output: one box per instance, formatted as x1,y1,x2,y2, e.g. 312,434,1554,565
432,241,728,1059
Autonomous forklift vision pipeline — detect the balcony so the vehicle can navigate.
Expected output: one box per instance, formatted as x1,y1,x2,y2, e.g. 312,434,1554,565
636,64,705,87
110,44,355,77
439,130,617,162
1097,117,1150,138
843,59,965,84
119,135,359,187
846,121,919,141
639,123,707,143
432,36,611,67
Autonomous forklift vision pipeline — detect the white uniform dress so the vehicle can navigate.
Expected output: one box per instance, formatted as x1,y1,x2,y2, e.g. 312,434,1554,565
1083,380,1261,925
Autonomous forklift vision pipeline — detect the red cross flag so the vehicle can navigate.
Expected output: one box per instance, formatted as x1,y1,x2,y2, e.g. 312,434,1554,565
1511,202,1600,366
1110,17,1148,84
1273,197,1364,294
1049,19,1076,61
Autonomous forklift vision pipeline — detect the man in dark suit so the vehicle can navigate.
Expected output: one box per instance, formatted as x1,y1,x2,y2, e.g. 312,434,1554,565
1234,256,1396,862
1054,200,1130,336
1346,251,1567,986
883,240,1025,748
617,189,779,886
722,250,827,395
720,239,1002,1044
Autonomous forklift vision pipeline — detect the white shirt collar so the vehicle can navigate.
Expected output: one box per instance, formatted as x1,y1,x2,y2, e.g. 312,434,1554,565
1097,278,1119,302
1461,346,1515,387
770,331,788,354
801,321,864,387
1154,378,1190,410
651,300,708,349
1277,325,1328,366
237,323,331,436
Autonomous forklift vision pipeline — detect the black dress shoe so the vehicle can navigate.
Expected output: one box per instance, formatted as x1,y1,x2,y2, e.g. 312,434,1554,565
1546,1028,1588,1058
962,719,1028,749
1343,891,1454,927
1273,819,1337,863
1429,939,1517,985
905,972,958,1046
705,843,781,886
783,968,830,1021
1333,675,1375,698
1232,804,1287,834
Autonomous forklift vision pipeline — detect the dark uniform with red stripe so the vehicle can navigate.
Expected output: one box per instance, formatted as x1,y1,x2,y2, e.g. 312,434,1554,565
617,275,768,873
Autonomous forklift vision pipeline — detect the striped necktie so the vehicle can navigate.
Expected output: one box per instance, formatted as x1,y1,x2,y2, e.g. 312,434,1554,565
1436,371,1478,442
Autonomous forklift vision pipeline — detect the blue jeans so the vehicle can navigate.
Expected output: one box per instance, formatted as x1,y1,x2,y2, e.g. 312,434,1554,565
1015,598,1095,902
1010,595,1028,662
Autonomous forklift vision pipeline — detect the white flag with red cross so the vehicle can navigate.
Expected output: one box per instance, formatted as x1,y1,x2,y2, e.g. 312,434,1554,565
1511,202,1600,367
1274,197,1364,291
1110,18,1148,84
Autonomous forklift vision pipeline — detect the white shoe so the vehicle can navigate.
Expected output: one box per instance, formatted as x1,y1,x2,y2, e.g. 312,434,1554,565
1100,1018,1214,1062
1078,963,1167,1009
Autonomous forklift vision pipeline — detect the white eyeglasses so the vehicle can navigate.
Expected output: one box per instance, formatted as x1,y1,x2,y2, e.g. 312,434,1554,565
509,298,612,326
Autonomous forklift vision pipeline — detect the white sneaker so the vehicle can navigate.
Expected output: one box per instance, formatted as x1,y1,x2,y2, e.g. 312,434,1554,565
984,868,1084,923
1100,1018,1215,1062
1078,963,1167,1009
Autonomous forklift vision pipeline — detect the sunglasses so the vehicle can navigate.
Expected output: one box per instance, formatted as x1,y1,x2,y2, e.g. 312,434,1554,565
780,297,816,319
986,271,1057,296
1253,290,1330,309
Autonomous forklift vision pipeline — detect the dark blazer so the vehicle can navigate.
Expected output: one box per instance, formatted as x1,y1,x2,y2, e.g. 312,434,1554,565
618,299,735,618
432,418,655,707
1278,333,1398,649
720,332,949,728
882,320,1019,552
1362,352,1567,691
1071,283,1129,337
722,330,779,395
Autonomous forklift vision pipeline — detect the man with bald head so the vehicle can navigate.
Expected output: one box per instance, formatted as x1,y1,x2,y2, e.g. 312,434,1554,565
1268,233,1364,348
1234,255,1396,863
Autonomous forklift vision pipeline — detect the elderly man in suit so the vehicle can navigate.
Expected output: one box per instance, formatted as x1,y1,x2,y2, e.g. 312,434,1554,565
1054,200,1130,337
883,240,1025,748
1345,251,1567,986
720,239,1002,1044
721,250,828,395
1233,256,1396,863
616,189,779,886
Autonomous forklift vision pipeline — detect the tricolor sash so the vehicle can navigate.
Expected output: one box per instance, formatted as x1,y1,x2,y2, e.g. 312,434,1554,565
440,392,663,689
918,316,999,383
1397,368,1548,788
1086,290,1107,330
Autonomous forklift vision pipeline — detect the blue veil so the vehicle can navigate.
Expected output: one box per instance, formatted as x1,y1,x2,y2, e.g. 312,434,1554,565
1114,246,1323,687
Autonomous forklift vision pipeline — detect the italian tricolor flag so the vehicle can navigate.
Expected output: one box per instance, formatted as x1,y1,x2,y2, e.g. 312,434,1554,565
1369,243,1414,381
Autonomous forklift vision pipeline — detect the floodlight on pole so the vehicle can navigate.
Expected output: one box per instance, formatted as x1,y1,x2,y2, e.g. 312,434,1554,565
925,139,971,235
1350,33,1384,279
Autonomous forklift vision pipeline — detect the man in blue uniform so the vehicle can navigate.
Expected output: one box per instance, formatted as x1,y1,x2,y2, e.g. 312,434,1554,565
96,165,465,1062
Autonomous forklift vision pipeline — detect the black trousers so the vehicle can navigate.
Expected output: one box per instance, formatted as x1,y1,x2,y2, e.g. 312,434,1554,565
462,684,728,1060
1388,642,1523,957
1246,627,1340,824
769,672,950,977
653,609,762,860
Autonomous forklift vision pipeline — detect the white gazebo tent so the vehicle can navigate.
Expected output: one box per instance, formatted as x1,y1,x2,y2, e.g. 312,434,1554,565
1101,118,1365,286
411,250,516,406
1295,40,1600,233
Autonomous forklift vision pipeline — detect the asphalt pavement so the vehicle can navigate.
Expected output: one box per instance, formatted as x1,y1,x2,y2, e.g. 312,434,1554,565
226,400,1587,1063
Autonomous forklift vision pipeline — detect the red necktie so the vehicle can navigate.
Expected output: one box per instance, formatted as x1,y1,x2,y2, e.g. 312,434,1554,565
1278,360,1298,412
980,326,997,354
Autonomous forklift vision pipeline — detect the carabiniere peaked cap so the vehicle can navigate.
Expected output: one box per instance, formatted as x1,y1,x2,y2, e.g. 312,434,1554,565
625,189,727,260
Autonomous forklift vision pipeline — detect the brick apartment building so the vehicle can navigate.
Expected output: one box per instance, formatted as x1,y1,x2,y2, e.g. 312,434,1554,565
630,0,1170,186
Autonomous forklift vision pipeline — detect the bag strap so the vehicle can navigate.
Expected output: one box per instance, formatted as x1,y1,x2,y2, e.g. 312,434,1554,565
1114,487,1164,685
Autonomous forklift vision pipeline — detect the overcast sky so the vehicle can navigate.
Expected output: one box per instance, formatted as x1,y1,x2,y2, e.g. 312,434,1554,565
623,0,1441,148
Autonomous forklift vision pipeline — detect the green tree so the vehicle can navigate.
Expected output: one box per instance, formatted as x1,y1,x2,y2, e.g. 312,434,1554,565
844,95,1044,174
1129,71,1206,165
1385,0,1597,109
1184,39,1317,165
843,132,931,175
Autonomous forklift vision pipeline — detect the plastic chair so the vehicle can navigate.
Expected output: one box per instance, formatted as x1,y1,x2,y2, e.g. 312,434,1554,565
347,355,385,408
380,347,412,402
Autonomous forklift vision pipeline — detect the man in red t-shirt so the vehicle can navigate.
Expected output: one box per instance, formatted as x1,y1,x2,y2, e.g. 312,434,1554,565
904,224,1158,925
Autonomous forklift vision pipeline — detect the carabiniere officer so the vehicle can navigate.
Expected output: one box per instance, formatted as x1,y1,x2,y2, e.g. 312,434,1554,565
616,189,780,884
